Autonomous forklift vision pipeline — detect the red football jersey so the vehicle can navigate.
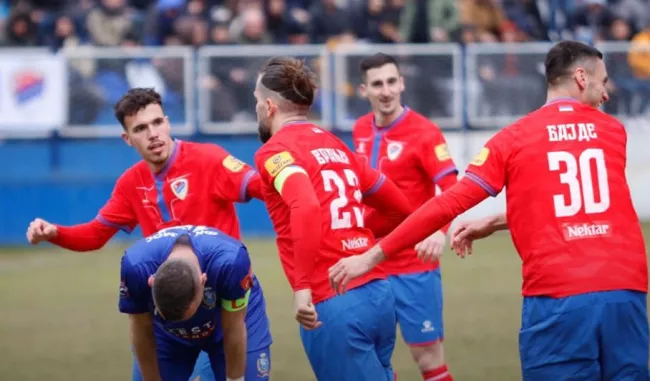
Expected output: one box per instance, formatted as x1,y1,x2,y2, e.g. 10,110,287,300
465,98,648,297
97,140,257,239
255,122,387,304
353,108,458,275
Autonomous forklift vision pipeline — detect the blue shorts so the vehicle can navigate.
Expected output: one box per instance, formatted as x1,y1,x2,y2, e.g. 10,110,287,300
519,290,649,381
388,269,444,345
131,345,271,381
300,279,397,381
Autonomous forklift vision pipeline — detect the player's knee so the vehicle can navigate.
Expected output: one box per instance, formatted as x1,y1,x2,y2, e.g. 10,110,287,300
409,341,445,371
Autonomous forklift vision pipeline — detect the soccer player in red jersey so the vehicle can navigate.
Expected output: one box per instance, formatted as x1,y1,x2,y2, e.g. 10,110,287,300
24,88,269,381
253,57,414,381
331,41,649,380
353,53,458,381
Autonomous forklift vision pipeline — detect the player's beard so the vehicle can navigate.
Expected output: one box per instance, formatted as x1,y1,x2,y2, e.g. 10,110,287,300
258,120,272,143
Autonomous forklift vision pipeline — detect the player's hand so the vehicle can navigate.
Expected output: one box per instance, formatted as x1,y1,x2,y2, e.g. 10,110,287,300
415,231,446,263
451,218,495,258
26,218,58,245
294,289,322,330
329,248,384,294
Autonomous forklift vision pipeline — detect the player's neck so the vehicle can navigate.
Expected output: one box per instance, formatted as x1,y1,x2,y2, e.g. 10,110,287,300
148,139,175,174
275,114,309,133
546,89,578,105
374,105,404,128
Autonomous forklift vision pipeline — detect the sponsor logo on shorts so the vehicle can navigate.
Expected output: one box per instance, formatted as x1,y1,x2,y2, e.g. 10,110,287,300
119,280,129,298
257,352,270,378
421,320,435,333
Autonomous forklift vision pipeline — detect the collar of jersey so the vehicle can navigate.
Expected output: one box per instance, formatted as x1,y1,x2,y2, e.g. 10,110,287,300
544,97,580,107
372,105,410,134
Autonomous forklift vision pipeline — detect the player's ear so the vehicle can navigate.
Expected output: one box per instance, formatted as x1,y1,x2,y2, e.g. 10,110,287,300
147,275,155,288
265,98,275,117
121,131,132,147
200,273,207,286
359,83,367,98
399,75,405,92
575,67,587,90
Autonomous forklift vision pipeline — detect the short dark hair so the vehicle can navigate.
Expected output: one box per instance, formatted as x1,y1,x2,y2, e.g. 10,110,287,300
258,57,318,108
114,88,162,129
359,53,400,82
544,41,603,87
152,258,197,322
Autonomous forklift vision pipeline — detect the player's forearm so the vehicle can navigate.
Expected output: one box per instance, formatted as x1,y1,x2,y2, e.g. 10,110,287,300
222,320,247,379
379,177,489,257
486,213,508,231
436,171,460,235
50,220,118,252
130,315,161,381
363,176,414,237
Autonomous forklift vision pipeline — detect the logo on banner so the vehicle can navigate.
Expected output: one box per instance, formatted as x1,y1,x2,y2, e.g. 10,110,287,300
13,70,44,104
386,142,403,161
171,178,189,200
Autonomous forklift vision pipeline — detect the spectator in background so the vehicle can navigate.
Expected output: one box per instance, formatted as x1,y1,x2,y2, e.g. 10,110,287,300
603,18,639,115
610,0,648,36
308,0,350,43
399,0,459,43
627,25,650,114
86,0,138,46
232,6,272,44
3,9,38,45
567,0,616,44
459,0,506,41
353,0,402,43
502,0,548,41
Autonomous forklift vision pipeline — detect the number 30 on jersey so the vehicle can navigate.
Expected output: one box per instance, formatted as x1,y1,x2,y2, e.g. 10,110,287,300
548,148,610,217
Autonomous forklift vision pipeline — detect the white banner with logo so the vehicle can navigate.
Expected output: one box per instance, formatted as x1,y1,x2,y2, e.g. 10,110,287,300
0,49,67,134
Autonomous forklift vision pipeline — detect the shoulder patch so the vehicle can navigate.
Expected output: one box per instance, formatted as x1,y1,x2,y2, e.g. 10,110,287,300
471,147,490,166
434,143,451,161
264,151,295,178
222,155,246,172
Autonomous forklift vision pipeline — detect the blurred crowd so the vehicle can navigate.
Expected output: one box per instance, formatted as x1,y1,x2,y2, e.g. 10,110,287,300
2,0,650,50
1,0,650,127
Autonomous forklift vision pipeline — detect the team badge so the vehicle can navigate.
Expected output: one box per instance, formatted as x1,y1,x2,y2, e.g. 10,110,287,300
240,267,254,291
257,352,270,378
470,147,490,166
386,142,403,161
202,287,217,309
357,141,366,154
170,178,188,200
222,155,245,172
434,143,451,161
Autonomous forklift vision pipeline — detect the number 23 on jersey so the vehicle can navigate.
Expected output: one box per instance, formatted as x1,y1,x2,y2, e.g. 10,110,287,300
321,169,364,230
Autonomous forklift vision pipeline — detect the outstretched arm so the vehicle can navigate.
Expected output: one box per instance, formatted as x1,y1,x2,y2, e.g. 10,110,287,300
451,213,508,257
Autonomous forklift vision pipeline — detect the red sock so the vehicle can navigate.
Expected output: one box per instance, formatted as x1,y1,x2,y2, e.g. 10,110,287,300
422,364,453,381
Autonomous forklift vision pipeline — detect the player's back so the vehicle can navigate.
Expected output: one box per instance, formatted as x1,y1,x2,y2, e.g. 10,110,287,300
256,123,384,303
120,226,269,347
501,101,647,297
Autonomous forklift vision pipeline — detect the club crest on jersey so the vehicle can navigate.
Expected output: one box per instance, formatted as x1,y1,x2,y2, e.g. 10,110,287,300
257,352,270,377
386,142,403,161
202,287,217,309
171,178,189,200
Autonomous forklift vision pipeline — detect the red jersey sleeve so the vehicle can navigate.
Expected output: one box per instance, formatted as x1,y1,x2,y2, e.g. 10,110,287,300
463,128,514,197
254,144,320,291
208,144,260,202
97,173,138,233
421,129,459,184
353,152,386,197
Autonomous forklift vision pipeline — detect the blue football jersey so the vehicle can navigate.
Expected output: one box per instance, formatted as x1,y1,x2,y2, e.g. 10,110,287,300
118,225,269,348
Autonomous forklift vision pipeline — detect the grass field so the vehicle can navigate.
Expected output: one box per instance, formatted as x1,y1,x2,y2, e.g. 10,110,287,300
1,225,649,381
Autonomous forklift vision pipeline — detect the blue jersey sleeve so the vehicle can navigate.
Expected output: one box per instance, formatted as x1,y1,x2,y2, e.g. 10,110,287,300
119,255,152,315
217,246,254,312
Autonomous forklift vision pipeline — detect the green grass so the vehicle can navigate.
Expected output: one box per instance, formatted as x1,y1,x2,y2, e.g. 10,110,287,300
0,224,648,381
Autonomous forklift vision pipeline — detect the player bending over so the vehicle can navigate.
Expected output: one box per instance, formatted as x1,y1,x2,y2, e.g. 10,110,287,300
353,53,458,381
120,225,271,381
330,40,649,380
25,88,267,381
253,57,416,381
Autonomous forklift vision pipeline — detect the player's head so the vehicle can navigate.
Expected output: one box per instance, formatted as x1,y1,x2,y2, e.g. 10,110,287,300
150,237,207,322
254,56,318,143
114,88,173,168
544,41,609,108
359,53,405,117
